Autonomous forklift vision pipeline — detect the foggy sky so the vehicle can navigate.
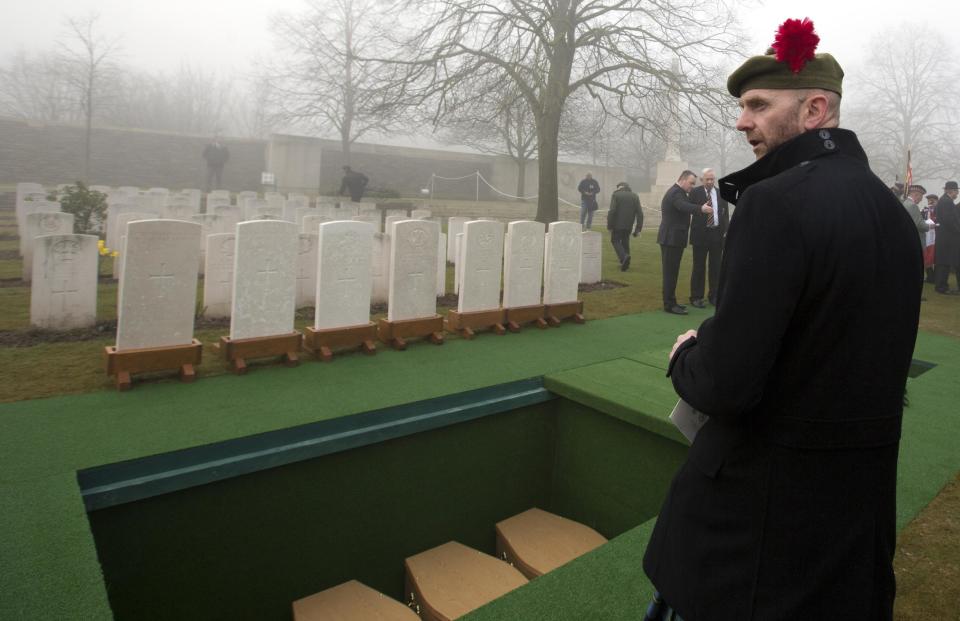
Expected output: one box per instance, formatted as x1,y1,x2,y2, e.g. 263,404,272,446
1,0,955,76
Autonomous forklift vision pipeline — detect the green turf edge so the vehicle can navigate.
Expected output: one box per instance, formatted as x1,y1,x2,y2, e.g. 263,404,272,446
544,358,687,445
463,517,659,621
0,475,112,620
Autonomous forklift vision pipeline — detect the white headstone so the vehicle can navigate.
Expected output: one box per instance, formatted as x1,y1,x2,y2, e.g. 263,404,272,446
207,195,232,212
385,208,407,220
315,221,374,329
251,206,284,221
370,232,390,305
285,196,310,222
105,203,144,252
19,202,63,256
457,220,504,313
202,233,236,318
208,190,231,202
30,234,99,329
295,206,318,227
23,212,75,281
352,211,381,233
387,220,440,322
502,221,546,308
264,192,285,211
411,209,432,220
302,213,334,234
212,205,242,227
181,189,203,210
317,203,339,219
296,233,319,308
16,182,45,227
454,232,464,294
115,220,201,350
354,202,378,213
111,212,152,279
580,231,602,284
437,232,447,297
543,221,583,305
230,220,299,340
336,204,360,218
385,215,405,238
164,199,197,221
447,217,471,262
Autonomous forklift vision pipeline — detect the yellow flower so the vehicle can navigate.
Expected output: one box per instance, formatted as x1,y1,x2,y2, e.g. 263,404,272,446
111,251,119,258
97,239,105,249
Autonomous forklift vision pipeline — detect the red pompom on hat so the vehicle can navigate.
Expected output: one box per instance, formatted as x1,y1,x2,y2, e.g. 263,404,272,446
771,18,820,73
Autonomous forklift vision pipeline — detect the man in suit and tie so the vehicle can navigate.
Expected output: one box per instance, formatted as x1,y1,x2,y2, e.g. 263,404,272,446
688,168,729,307
658,170,713,315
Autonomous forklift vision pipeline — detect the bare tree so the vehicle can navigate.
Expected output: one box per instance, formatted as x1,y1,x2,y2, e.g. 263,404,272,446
438,83,538,199
267,0,399,163
848,23,960,183
58,13,121,182
0,51,80,122
382,0,740,222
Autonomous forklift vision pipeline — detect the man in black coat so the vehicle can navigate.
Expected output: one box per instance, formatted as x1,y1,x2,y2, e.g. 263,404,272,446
339,166,369,202
577,172,601,231
202,133,230,192
687,168,729,307
658,171,712,315
606,181,643,271
643,24,922,621
933,181,960,294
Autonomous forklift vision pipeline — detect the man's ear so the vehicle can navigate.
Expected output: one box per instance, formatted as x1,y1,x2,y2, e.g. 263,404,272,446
802,93,831,130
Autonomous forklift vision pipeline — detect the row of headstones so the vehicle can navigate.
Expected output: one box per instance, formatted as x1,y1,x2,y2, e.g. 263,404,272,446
29,219,596,347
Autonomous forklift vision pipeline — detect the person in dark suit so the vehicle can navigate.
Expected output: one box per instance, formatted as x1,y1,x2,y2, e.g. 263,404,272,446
933,181,960,294
339,166,369,202
606,181,643,271
202,132,230,192
643,21,922,621
687,168,729,307
658,171,712,315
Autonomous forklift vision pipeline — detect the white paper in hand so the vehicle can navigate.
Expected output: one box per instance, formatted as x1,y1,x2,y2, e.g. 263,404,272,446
670,399,709,444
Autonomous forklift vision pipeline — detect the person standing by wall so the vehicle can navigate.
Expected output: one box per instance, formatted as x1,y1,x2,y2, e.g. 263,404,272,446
202,132,230,192
339,165,370,202
606,181,643,271
577,172,601,231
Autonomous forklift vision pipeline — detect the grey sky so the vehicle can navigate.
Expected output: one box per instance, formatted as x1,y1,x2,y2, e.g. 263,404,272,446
1,0,955,75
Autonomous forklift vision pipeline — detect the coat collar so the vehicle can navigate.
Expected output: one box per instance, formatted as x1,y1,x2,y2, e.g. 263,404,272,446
719,128,868,205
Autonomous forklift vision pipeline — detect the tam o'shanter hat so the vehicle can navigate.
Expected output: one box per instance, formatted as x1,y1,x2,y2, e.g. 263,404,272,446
908,184,926,195
727,18,844,97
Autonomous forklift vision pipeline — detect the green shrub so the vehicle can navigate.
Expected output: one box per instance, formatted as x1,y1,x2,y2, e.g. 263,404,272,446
49,182,108,236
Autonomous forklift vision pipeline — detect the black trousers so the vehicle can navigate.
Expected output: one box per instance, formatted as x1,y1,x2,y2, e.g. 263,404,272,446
690,231,724,303
610,229,631,263
205,165,223,192
934,264,960,291
660,244,685,309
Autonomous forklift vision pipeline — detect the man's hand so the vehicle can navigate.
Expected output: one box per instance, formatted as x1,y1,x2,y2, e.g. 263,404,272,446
701,204,714,215
632,231,640,237
669,329,698,362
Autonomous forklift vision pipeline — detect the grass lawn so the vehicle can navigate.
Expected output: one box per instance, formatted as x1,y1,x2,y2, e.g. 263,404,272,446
1,205,957,617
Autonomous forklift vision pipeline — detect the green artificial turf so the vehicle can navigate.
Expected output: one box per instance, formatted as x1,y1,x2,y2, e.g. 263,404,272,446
0,311,957,620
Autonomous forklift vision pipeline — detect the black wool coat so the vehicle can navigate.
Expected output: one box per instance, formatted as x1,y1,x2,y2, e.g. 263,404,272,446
933,194,960,268
607,188,643,232
643,128,922,621
688,185,729,246
658,185,702,248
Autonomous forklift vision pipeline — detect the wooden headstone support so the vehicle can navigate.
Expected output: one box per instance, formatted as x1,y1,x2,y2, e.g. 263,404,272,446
303,322,378,361
104,340,203,391
503,304,549,332
544,301,585,327
219,332,302,374
444,308,507,340
377,315,445,350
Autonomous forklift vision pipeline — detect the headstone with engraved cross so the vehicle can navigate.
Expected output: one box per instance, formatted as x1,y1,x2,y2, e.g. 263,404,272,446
30,234,98,329
115,220,201,350
580,231,602,285
203,233,236,318
315,221,374,329
230,220,298,340
502,221,546,308
458,220,504,313
296,233,319,308
387,220,440,322
543,221,583,305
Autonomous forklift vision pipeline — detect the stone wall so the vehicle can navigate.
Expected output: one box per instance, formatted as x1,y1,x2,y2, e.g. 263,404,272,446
0,116,266,191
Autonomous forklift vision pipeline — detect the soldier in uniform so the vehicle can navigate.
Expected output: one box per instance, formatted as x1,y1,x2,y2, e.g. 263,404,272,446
642,18,921,621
